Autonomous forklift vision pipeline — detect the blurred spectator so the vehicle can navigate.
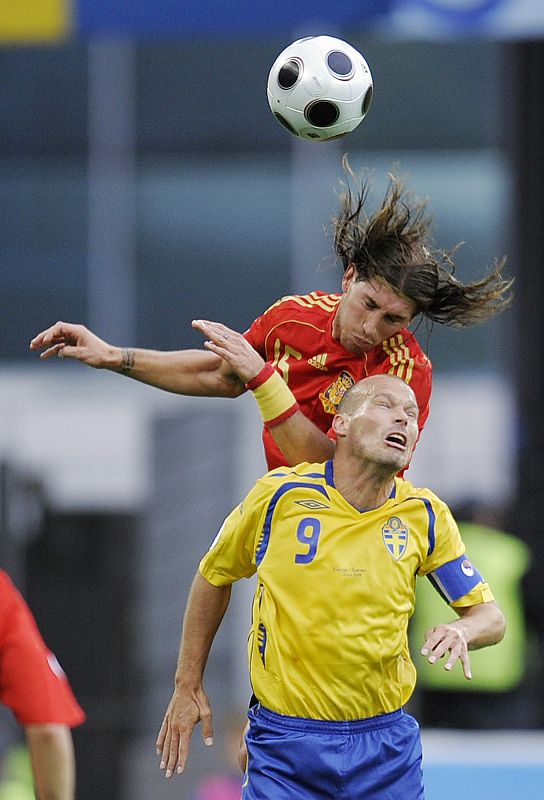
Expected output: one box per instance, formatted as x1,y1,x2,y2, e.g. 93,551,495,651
410,507,534,728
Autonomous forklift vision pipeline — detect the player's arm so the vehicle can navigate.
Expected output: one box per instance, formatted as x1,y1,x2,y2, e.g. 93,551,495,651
156,479,269,777
260,408,336,463
418,502,506,680
156,573,231,778
194,318,336,464
29,321,245,397
25,723,76,800
420,599,505,680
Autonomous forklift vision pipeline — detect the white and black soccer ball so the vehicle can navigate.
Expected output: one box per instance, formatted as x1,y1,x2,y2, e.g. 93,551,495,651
267,35,373,141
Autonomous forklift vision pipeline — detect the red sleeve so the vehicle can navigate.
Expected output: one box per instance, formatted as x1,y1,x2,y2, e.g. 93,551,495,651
0,573,85,727
244,295,299,359
408,357,432,438
243,306,273,358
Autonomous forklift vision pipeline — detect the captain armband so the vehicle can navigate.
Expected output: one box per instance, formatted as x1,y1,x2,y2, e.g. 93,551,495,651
428,554,485,604
245,364,299,428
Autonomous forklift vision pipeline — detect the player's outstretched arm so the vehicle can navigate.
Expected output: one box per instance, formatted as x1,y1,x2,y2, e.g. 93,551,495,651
420,600,505,680
25,723,76,800
193,318,336,465
157,574,231,778
29,321,245,398
261,408,336,464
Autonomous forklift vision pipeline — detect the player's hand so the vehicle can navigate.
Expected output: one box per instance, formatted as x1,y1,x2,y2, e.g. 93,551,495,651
192,319,265,384
29,321,117,368
156,686,213,778
420,621,472,680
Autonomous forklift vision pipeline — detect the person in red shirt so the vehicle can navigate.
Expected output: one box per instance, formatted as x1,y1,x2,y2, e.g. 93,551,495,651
29,160,511,469
0,570,85,800
241,286,431,469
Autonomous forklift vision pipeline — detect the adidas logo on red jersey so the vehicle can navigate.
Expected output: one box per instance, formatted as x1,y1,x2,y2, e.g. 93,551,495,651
308,353,328,371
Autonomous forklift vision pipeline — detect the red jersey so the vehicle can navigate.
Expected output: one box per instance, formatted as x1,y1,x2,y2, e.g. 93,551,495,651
245,291,432,470
0,571,85,727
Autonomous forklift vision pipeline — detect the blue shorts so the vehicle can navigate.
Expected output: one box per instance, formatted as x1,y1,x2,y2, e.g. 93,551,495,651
242,705,424,800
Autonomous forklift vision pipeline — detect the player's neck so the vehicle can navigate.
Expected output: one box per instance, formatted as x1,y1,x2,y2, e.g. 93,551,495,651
332,457,395,512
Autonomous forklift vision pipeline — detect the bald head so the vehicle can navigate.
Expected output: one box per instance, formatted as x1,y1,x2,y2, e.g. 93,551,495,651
332,374,420,475
338,374,418,418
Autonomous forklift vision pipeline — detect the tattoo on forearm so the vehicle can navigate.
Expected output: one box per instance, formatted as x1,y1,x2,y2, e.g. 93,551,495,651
121,348,135,371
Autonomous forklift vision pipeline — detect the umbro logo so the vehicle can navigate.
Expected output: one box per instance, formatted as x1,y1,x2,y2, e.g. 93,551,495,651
308,353,328,371
295,499,330,510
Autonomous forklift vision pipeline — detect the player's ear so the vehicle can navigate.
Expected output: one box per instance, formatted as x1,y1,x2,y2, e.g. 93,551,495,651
341,263,356,292
332,413,349,438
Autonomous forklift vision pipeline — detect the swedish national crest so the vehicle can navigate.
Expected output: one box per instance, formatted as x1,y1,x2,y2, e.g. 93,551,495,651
382,517,409,561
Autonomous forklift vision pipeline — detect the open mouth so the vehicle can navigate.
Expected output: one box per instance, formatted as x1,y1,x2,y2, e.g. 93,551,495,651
385,432,407,450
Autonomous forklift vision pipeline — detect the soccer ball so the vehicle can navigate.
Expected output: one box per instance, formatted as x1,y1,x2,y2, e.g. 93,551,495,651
267,35,373,141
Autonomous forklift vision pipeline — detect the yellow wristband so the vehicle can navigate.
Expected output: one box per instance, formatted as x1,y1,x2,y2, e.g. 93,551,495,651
251,369,299,427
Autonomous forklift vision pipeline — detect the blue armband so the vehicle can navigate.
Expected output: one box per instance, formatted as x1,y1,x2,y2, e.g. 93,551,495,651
428,554,484,603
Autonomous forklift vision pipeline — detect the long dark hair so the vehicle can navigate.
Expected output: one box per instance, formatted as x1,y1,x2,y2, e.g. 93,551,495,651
333,156,512,326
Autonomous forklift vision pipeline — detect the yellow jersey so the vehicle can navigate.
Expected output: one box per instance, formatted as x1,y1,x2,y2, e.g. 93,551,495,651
199,461,494,721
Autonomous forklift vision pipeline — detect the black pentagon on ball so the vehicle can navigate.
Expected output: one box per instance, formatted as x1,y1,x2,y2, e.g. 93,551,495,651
305,100,339,128
327,50,353,78
273,112,299,136
277,59,300,89
362,86,373,116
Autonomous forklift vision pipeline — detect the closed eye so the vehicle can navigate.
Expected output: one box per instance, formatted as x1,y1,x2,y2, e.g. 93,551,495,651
385,315,405,324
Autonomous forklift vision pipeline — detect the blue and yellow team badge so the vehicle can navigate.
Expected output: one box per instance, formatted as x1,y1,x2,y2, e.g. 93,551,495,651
382,517,409,560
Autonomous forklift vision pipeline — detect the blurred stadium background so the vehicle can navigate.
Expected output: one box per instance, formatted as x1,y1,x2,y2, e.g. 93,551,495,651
1,1,544,798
